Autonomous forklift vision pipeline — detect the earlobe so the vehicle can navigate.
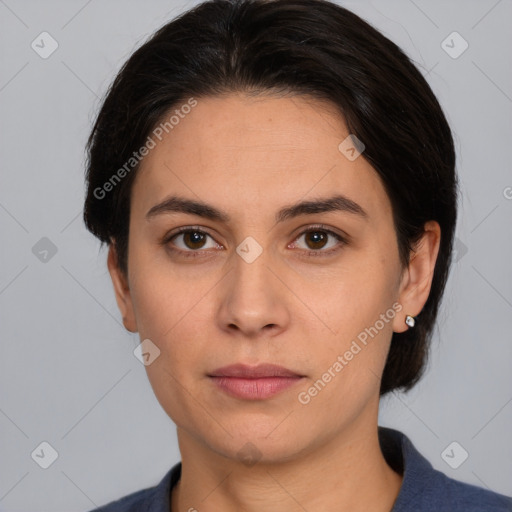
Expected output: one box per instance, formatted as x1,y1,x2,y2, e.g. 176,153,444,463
392,221,441,333
107,243,138,333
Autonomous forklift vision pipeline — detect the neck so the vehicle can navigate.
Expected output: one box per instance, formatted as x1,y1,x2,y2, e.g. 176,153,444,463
171,407,403,511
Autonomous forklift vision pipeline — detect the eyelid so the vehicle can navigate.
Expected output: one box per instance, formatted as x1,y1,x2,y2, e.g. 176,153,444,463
162,224,348,255
163,225,222,249
290,223,348,242
288,224,348,253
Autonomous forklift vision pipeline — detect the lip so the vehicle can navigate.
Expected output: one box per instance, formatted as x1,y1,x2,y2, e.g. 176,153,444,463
208,364,305,400
209,363,303,378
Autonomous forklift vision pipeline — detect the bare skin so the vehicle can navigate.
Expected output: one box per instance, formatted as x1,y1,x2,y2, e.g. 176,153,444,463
107,93,440,512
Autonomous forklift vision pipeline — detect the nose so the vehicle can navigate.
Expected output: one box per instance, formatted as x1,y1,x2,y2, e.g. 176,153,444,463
216,248,291,339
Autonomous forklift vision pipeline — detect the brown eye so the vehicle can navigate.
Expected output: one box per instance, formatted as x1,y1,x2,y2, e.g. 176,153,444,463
182,231,207,249
168,229,218,252
292,227,345,254
304,231,328,250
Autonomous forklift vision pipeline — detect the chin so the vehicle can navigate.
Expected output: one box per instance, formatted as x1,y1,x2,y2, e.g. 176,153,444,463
199,421,313,466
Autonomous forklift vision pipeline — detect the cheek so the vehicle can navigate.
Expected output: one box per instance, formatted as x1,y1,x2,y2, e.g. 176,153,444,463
130,271,210,424
131,277,200,346
127,240,197,336
303,290,396,418
129,256,215,374
301,245,399,386
311,252,398,337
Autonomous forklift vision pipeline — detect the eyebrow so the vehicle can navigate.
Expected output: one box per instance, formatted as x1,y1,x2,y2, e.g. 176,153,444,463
145,194,369,223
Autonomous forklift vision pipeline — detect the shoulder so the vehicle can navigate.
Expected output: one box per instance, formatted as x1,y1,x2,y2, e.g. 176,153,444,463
378,426,512,512
435,471,512,511
401,464,512,511
93,487,155,512
89,463,181,512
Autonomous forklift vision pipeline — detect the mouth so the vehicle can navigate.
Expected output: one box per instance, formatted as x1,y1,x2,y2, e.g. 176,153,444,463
208,363,305,400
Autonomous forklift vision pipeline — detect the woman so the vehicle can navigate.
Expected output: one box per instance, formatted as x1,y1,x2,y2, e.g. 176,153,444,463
83,0,512,510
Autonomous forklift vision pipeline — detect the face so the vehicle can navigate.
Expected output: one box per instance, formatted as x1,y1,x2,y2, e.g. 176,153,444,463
109,93,439,463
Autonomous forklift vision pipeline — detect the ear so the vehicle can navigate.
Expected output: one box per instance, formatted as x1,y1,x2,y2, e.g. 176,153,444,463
393,221,441,333
107,242,138,333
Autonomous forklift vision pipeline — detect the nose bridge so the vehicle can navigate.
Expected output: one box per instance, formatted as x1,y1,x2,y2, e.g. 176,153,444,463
217,238,290,336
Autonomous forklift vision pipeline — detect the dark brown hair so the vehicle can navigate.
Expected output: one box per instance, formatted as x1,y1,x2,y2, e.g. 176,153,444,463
83,0,458,396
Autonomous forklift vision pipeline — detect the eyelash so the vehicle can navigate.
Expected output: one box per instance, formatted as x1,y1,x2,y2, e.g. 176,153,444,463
162,224,347,259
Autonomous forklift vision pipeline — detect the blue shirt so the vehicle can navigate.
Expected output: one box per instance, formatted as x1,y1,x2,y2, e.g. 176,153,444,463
93,426,512,511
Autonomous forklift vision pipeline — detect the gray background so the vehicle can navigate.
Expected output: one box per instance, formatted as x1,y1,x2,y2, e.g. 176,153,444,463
1,0,511,510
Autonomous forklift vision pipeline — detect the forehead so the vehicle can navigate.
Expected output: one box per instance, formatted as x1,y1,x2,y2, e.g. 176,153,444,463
130,94,392,224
